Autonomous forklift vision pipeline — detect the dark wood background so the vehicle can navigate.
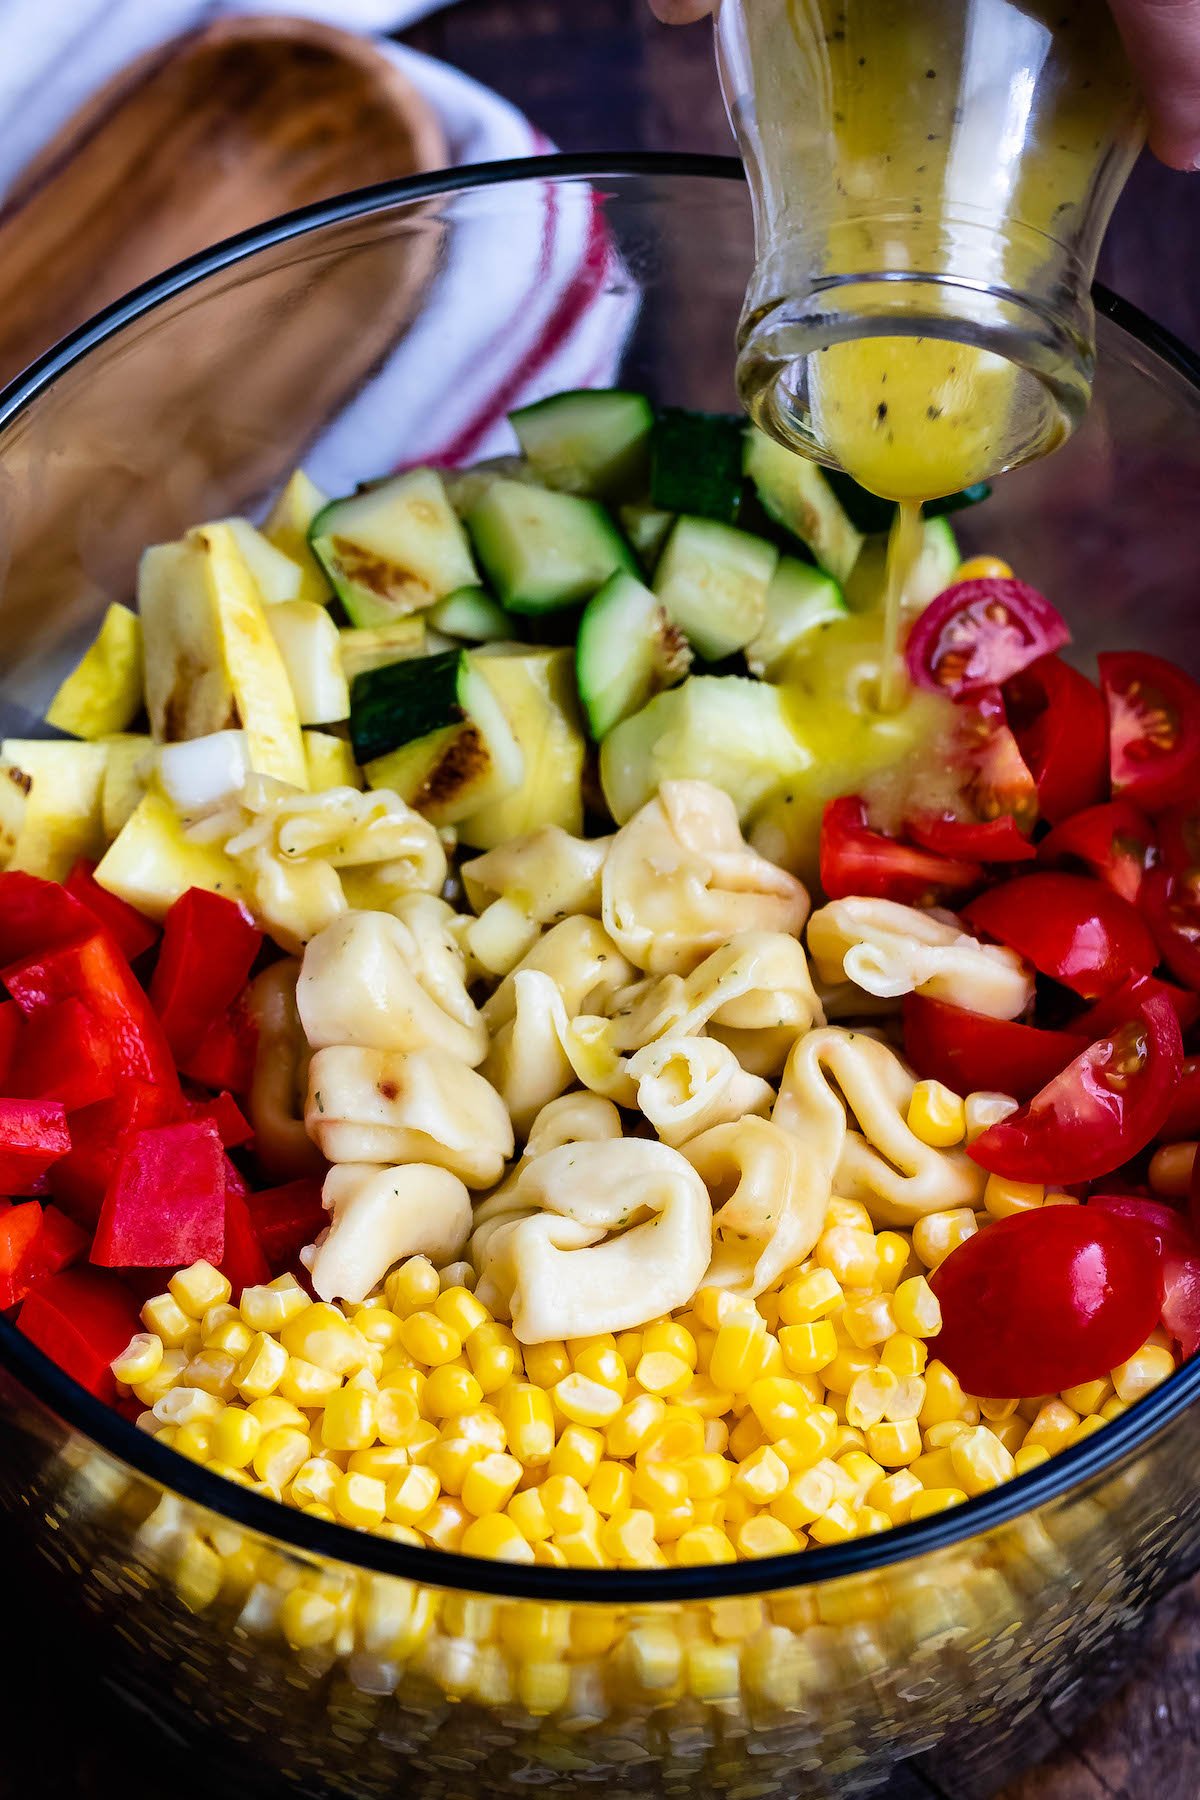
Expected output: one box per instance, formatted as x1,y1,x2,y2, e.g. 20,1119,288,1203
4,4,1200,1798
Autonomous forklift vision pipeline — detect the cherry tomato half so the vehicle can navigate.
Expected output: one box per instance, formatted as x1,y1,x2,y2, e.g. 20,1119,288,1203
1140,866,1200,992
1004,655,1109,825
905,578,1070,699
1074,973,1200,1041
907,813,1036,863
1162,1055,1200,1143
952,688,1040,835
819,797,983,906
902,993,1087,1103
930,1206,1163,1397
1156,801,1200,878
963,872,1158,1000
1087,1194,1195,1261
1100,651,1200,815
1038,800,1156,906
969,991,1182,1184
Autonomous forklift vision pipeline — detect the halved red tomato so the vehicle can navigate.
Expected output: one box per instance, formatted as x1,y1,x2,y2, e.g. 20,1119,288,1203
951,686,1039,833
1004,655,1109,825
1038,799,1156,905
969,991,1182,1183
907,812,1035,863
1075,973,1200,1039
1090,1193,1200,1357
1100,651,1200,814
964,872,1158,1000
902,993,1086,1103
1162,1056,1200,1142
930,1206,1163,1396
1088,1194,1195,1259
819,796,983,905
1141,866,1200,992
905,578,1070,698
1157,801,1200,877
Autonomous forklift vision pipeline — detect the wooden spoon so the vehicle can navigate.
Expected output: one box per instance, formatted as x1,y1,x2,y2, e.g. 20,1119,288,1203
0,15,449,688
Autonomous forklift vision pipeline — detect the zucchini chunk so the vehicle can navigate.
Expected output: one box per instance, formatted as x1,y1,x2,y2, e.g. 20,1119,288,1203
360,651,524,829
618,503,676,575
650,408,745,522
745,557,848,680
427,588,511,643
509,389,653,499
310,469,479,627
338,619,427,685
466,479,636,614
652,517,778,661
742,427,864,584
575,571,691,741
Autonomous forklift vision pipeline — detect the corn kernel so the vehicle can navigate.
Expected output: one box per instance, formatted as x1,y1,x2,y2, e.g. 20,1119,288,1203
693,1285,743,1331
912,1209,978,1269
467,1338,518,1395
524,1341,571,1387
709,1312,769,1390
435,1285,489,1340
920,1361,978,1428
925,1419,972,1449
1023,1399,1080,1454
506,1487,552,1544
238,1276,311,1333
680,1452,732,1501
112,1332,164,1386
333,1471,387,1529
316,1383,374,1451
748,1376,813,1439
965,1091,1020,1142
386,1256,441,1314
728,1410,764,1461
776,1407,839,1470
955,555,1014,581
423,1497,469,1551
572,1344,628,1396
424,1364,484,1419
498,1384,555,1466
554,1522,607,1568
845,1366,898,1429
164,1260,230,1320
246,1394,307,1433
397,1310,462,1368
771,1464,837,1529
808,1500,859,1545
387,1464,440,1525
206,1318,255,1358
1067,1413,1107,1446
515,1657,570,1713
141,1292,194,1347
642,1319,698,1366
549,1425,604,1486
874,1231,913,1291
734,1444,790,1503
737,1515,803,1558
635,1350,694,1397
909,1487,968,1519
605,1392,666,1459
253,1427,311,1490
779,1268,843,1324
626,1624,683,1690
778,1320,838,1374
1100,1396,1128,1422
983,1175,1045,1220
1014,1443,1051,1475
280,1304,369,1375
291,1456,339,1509
815,1226,879,1287
462,1452,523,1517
211,1406,263,1469
911,1446,959,1488
588,1460,633,1516
675,1526,736,1566
867,1418,923,1466
890,1275,940,1338
844,1294,900,1350
822,1345,879,1396
1111,1343,1177,1403
1149,1140,1199,1197
908,1080,966,1147
173,1420,214,1462
553,1372,623,1426
867,1469,923,1523
951,1425,1016,1496
639,1406,706,1464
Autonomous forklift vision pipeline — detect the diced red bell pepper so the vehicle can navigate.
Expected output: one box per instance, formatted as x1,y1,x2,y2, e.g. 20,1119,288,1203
150,889,262,1063
9,998,120,1113
4,930,180,1096
0,1000,19,1087
179,994,259,1094
49,1083,180,1228
245,1178,326,1274
0,1099,71,1196
0,870,97,964
0,1203,45,1308
186,1090,253,1149
221,1161,270,1294
0,1201,88,1310
18,1266,141,1400
63,860,159,963
91,1120,226,1269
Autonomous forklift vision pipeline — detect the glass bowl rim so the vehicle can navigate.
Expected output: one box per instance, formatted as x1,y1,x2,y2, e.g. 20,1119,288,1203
1,149,1199,1605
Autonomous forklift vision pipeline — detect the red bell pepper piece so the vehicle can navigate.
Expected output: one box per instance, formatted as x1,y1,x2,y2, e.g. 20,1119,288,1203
9,997,120,1113
179,994,259,1094
150,889,262,1062
0,870,96,963
0,1000,19,1087
221,1161,270,1294
186,1090,253,1149
63,860,159,963
91,1120,226,1269
0,1203,45,1308
245,1178,326,1274
18,1266,141,1400
49,1083,180,1228
4,930,180,1096
0,1099,71,1195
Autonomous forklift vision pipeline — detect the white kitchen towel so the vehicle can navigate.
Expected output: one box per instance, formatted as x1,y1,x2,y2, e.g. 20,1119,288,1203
0,0,636,486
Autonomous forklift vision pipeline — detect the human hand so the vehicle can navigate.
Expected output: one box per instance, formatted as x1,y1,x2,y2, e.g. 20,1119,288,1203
649,0,1200,170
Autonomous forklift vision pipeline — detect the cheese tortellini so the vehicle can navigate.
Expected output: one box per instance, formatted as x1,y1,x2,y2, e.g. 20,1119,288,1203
303,1163,472,1305
602,780,809,975
627,1037,773,1149
773,1026,986,1226
807,896,1034,1021
461,826,610,976
684,1116,826,1297
305,1046,513,1187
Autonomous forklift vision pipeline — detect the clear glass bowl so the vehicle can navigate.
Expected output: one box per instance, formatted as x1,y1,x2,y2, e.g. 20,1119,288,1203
2,156,1200,1800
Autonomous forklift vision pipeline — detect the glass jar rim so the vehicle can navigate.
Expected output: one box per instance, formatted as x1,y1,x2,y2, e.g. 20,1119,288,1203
3,150,1199,1604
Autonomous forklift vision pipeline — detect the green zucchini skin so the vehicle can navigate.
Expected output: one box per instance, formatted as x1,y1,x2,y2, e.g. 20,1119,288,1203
509,389,653,499
349,649,467,765
466,479,637,615
650,408,746,523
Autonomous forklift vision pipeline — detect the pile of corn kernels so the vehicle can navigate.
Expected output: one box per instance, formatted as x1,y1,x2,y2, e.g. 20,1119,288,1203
113,1081,1180,1569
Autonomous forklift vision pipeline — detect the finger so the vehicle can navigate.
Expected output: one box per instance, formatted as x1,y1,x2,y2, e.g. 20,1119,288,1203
1109,0,1200,167
648,0,713,21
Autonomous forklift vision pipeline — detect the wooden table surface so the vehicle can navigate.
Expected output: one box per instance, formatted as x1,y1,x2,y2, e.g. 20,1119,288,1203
4,4,1200,1798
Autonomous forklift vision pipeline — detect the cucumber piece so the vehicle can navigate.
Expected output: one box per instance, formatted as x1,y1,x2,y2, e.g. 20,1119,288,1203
843,517,960,615
575,571,692,741
650,408,746,522
746,558,848,680
824,472,993,534
310,469,479,627
360,653,523,828
599,674,808,825
742,428,864,584
338,619,427,685
652,517,777,661
618,503,676,575
509,389,653,499
466,479,636,614
427,588,511,643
